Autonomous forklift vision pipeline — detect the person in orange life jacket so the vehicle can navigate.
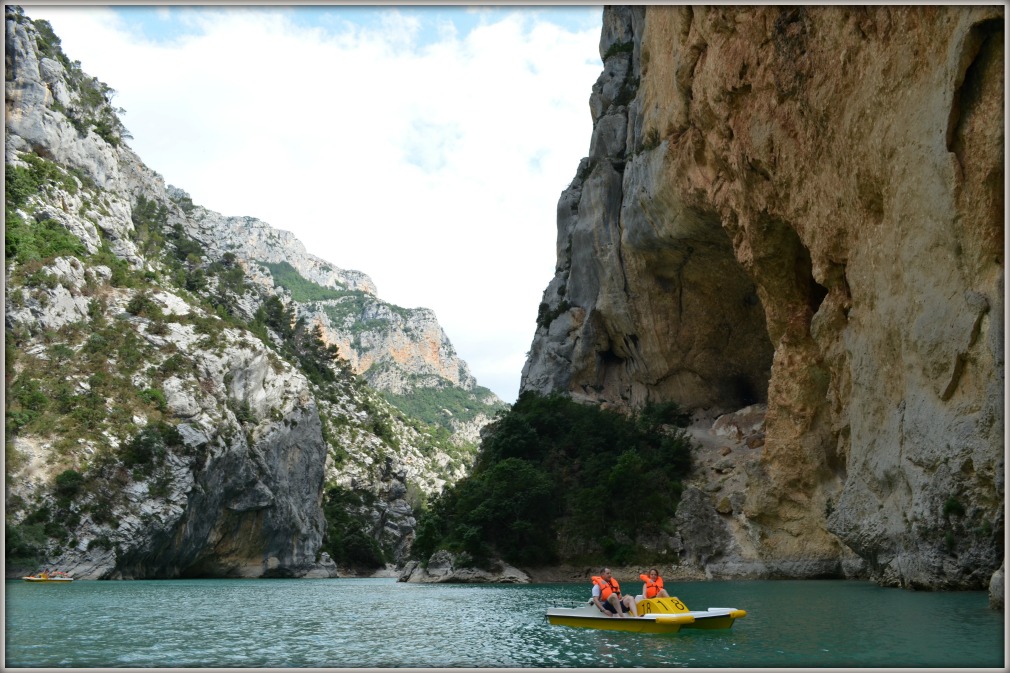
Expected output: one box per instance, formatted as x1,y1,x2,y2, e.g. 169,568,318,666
638,568,670,600
590,567,639,618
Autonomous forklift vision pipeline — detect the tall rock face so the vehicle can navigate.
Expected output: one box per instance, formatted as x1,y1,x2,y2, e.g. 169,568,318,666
523,5,1004,590
4,8,486,578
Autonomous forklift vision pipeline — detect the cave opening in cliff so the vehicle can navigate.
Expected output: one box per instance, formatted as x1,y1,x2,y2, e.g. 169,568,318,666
707,212,777,411
800,246,829,316
634,206,776,413
594,346,626,394
756,212,829,323
179,563,216,579
728,373,762,407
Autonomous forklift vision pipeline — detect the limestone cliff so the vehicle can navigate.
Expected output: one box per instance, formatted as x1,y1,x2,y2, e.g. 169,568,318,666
4,7,486,578
522,5,1004,590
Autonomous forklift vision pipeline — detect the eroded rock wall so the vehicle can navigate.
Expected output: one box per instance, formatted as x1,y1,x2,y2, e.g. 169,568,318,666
522,5,1004,589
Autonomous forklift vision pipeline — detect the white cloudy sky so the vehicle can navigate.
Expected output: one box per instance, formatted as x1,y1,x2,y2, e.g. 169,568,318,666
23,4,604,403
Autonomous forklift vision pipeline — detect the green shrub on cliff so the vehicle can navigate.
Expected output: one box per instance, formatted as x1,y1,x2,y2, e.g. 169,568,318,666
412,392,694,567
5,153,88,266
262,261,346,302
121,421,184,472
321,485,386,569
5,520,48,567
382,380,503,429
602,39,633,61
131,194,168,256
6,153,80,206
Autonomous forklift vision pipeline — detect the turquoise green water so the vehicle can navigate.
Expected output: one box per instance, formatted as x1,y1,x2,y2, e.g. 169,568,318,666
4,578,1004,667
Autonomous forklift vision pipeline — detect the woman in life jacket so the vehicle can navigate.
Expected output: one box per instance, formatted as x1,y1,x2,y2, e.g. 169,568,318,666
590,567,639,617
638,568,670,599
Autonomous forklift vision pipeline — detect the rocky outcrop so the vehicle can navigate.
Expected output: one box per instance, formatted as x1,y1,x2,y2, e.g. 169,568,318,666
988,561,1004,610
5,13,166,232
398,551,531,584
675,405,868,580
523,5,1004,590
8,281,329,578
107,345,329,579
311,303,475,392
187,208,378,297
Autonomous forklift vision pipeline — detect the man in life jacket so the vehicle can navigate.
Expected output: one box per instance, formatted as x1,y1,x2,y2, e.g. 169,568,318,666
638,568,670,599
590,567,639,617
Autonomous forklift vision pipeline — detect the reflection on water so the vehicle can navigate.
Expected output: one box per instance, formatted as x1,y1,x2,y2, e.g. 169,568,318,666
4,578,1005,667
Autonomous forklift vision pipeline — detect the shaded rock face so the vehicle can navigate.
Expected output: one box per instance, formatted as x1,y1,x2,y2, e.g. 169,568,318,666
107,358,329,580
523,5,1004,590
10,289,331,580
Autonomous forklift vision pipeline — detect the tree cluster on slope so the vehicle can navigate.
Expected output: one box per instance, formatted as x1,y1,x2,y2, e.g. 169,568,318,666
411,393,694,568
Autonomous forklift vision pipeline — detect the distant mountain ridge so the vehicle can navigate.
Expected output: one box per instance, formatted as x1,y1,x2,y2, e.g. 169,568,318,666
178,196,505,443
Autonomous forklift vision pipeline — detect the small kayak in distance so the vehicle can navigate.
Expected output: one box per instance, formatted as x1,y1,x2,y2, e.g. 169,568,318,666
546,596,746,634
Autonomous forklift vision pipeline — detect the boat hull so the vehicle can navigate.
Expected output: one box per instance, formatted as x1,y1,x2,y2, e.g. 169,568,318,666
546,598,746,634
545,606,694,633
682,610,746,630
22,576,73,582
638,597,746,630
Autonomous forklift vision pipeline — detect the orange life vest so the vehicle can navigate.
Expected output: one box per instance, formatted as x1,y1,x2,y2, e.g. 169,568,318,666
592,576,621,601
639,573,664,598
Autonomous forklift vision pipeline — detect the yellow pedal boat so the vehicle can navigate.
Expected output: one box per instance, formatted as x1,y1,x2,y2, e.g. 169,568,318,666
546,596,746,634
22,571,74,582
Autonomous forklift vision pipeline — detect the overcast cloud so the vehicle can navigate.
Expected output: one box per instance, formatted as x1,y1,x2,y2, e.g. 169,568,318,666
21,5,604,402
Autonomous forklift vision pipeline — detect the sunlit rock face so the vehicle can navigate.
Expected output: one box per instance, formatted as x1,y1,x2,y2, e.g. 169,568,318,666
523,5,1004,590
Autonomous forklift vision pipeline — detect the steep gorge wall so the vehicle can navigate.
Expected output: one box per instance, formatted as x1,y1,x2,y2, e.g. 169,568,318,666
5,9,481,578
523,5,1003,589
